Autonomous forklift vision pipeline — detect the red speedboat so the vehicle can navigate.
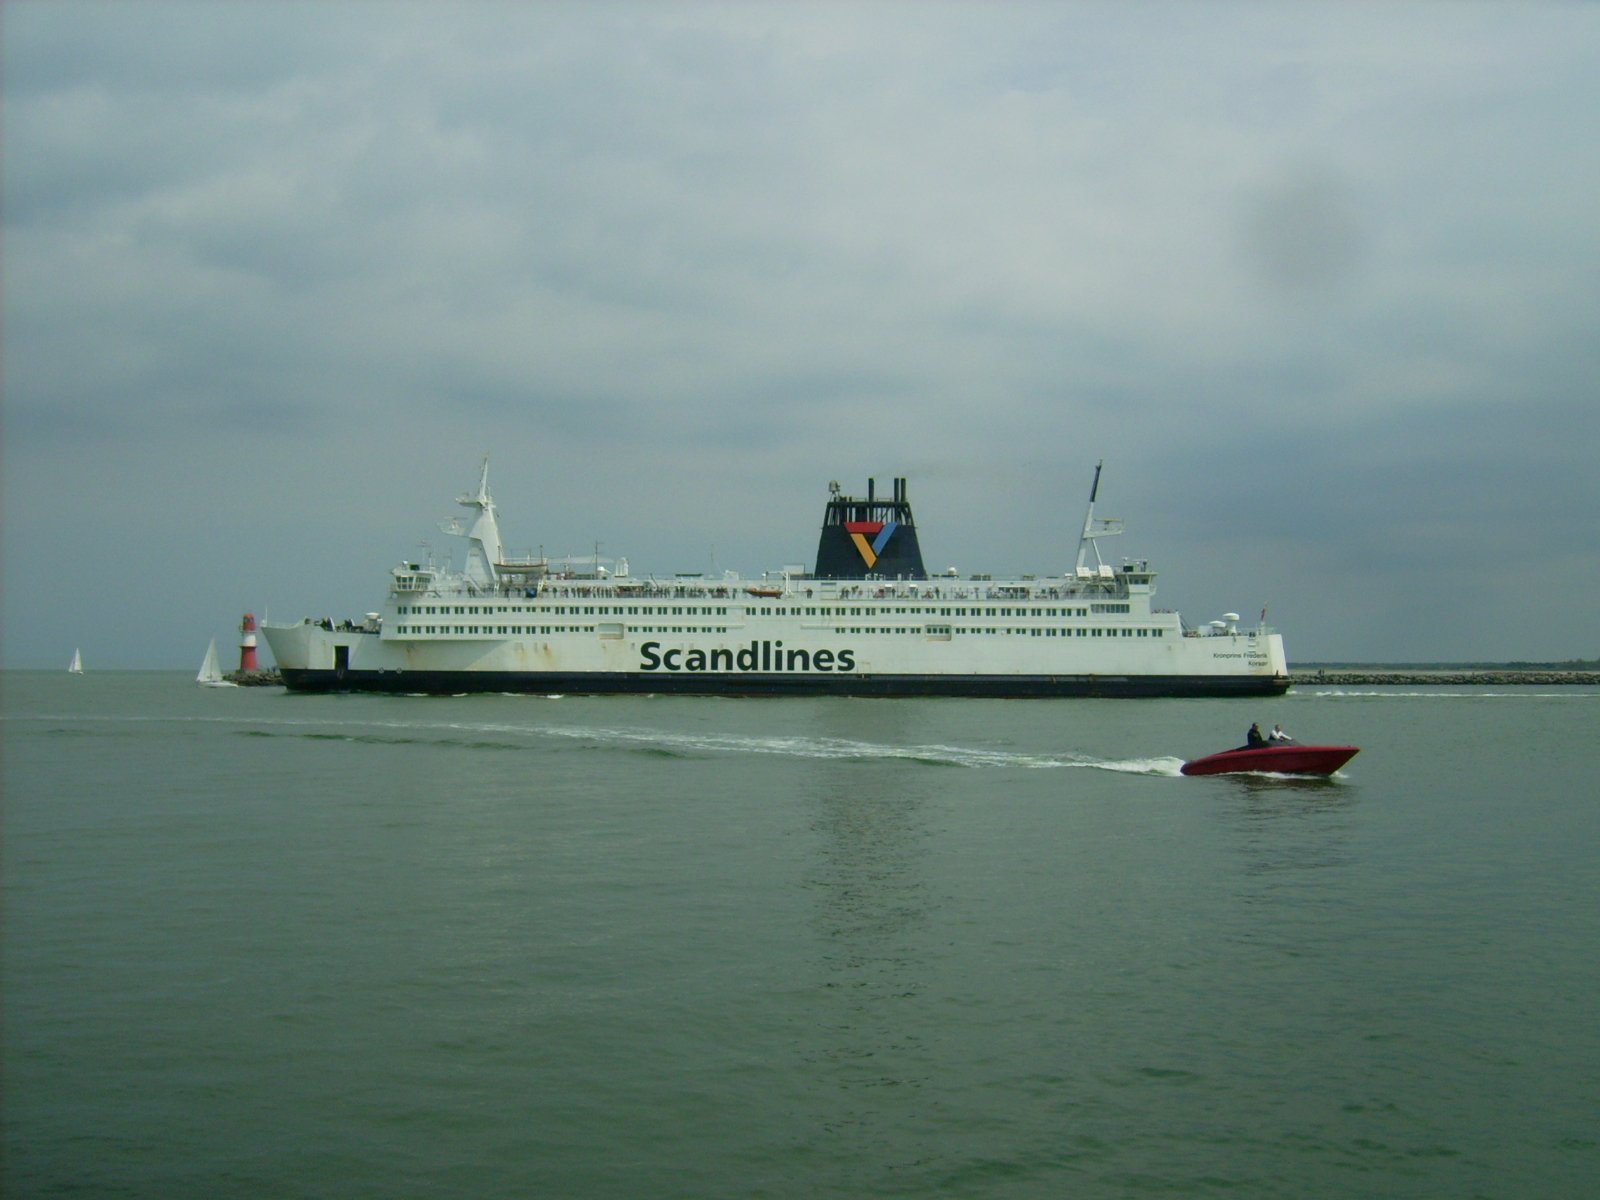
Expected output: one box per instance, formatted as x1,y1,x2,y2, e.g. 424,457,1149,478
1181,743,1359,777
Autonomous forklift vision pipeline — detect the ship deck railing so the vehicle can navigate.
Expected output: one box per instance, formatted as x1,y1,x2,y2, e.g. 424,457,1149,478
397,576,1134,604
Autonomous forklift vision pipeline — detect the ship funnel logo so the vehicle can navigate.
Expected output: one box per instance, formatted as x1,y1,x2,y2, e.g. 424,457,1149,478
846,521,898,570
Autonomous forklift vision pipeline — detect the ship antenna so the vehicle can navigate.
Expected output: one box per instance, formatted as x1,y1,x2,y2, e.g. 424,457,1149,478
1074,460,1124,573
453,455,504,586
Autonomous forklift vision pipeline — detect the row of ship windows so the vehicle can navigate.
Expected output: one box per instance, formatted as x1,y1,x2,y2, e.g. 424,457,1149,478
391,625,1167,639
755,604,1132,617
396,603,1132,618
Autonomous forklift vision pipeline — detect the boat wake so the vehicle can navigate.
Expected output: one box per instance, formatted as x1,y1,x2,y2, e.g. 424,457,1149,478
14,712,1187,776
16,712,1186,775
471,721,1186,775
1088,756,1188,777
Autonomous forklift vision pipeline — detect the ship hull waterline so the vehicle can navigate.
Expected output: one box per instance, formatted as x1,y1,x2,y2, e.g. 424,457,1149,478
279,667,1290,699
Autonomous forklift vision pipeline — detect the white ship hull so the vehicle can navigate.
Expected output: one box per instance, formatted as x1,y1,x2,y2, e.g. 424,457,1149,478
263,462,1290,698
266,614,1285,697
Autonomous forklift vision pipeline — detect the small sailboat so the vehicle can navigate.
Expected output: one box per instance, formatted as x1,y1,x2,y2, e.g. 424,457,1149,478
196,638,235,687
68,648,84,674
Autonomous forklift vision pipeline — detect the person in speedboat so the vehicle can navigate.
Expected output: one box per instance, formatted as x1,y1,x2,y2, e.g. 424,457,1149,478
1268,723,1294,743
1246,722,1267,748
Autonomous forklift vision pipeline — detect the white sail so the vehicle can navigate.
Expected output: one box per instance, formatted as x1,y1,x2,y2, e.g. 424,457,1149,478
197,638,233,686
68,648,83,674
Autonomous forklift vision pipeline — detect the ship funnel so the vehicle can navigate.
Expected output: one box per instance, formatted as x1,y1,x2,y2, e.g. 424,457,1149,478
813,475,928,580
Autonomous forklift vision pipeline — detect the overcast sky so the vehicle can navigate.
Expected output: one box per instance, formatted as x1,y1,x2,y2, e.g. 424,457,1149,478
4,1,1597,668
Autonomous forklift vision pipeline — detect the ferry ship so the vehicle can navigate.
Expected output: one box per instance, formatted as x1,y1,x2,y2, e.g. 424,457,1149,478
262,461,1290,697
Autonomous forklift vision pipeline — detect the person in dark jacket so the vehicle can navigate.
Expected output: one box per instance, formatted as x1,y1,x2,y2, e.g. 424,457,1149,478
1246,722,1267,748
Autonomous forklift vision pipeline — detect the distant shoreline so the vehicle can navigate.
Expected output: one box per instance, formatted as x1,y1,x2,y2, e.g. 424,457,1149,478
1292,668,1597,686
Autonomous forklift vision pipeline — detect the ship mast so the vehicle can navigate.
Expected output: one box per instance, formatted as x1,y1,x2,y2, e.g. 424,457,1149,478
453,456,504,586
1074,460,1124,573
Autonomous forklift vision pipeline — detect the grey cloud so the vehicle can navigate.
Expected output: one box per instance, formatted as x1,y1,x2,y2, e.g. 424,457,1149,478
4,2,1598,665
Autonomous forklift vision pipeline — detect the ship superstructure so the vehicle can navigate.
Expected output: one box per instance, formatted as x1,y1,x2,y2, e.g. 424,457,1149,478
262,461,1289,697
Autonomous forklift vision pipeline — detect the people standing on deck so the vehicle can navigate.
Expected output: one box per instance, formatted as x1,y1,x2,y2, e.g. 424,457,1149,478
1246,722,1266,748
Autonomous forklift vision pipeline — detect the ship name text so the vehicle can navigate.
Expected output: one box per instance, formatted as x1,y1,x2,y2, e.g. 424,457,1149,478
639,640,857,674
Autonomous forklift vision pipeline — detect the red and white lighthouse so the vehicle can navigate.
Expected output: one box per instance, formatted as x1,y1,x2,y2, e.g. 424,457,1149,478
239,613,259,673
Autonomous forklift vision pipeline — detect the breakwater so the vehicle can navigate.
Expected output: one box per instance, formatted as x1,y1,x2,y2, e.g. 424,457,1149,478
227,669,282,686
1294,669,1596,687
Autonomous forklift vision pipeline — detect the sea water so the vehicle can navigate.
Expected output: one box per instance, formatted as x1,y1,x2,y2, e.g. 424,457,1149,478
3,672,1597,1198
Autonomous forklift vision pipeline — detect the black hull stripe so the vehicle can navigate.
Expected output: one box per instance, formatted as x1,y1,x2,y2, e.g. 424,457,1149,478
279,669,1290,698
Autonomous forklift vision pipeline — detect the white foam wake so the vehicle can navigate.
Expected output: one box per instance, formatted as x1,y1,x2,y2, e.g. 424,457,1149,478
11,711,1188,775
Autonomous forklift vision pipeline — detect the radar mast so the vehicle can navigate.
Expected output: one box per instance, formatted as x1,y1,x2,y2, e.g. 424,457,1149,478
1074,461,1125,573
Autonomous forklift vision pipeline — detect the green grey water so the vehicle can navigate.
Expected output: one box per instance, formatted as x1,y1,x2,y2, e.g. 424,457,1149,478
3,672,1597,1198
